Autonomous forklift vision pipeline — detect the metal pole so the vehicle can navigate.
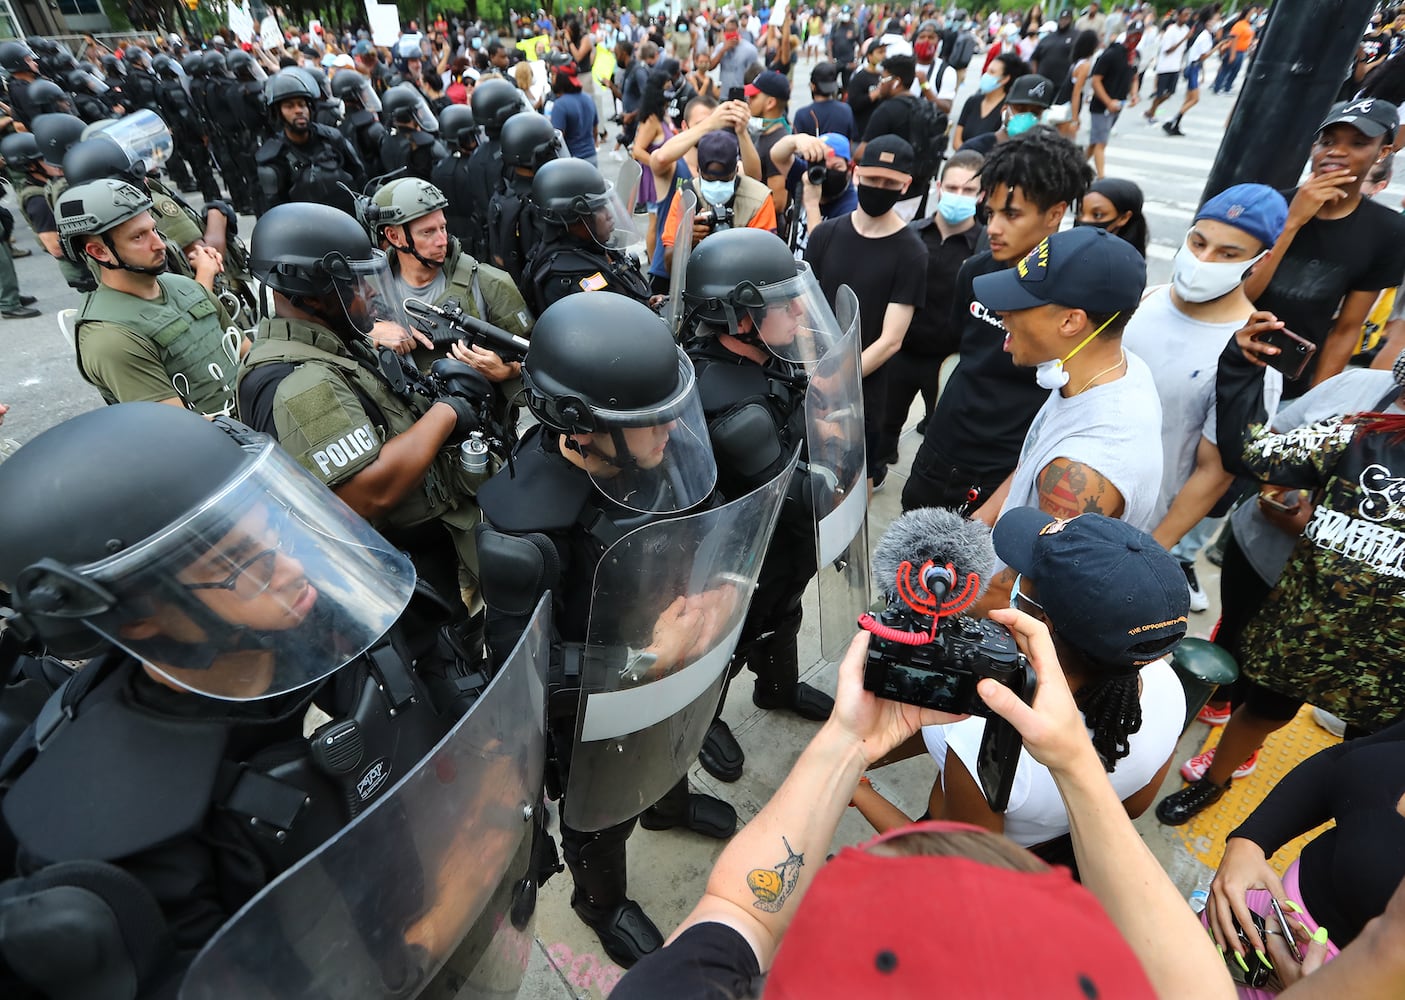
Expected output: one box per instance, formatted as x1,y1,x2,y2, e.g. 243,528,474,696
1201,0,1377,204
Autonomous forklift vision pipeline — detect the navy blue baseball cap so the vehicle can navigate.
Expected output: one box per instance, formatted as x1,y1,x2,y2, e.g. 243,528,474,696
973,226,1146,314
1195,183,1288,250
994,508,1189,671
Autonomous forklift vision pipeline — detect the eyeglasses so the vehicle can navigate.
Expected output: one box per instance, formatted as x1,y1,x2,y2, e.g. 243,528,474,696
185,508,292,600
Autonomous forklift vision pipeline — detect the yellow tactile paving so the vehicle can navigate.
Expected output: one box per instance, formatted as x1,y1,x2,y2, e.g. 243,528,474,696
1173,705,1341,873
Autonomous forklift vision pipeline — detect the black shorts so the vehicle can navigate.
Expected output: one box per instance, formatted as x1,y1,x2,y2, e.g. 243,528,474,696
1155,71,1180,99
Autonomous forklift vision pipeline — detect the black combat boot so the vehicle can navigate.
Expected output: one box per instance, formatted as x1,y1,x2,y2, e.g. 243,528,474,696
639,777,737,839
563,822,663,969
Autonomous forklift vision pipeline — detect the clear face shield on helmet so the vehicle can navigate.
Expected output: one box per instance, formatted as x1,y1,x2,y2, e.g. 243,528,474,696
736,262,845,365
402,91,439,132
92,108,174,173
324,247,416,341
78,68,110,94
572,179,641,251
570,350,718,514
75,439,416,701
348,72,382,112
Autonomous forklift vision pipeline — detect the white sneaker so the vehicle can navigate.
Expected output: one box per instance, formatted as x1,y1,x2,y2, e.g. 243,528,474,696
1181,561,1209,613
1313,707,1347,738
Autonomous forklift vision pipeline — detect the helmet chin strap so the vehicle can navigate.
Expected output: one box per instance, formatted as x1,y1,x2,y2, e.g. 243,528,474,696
289,292,356,336
94,233,167,275
390,226,444,271
561,428,642,474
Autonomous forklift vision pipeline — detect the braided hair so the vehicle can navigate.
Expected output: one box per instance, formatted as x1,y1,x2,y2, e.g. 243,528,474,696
1074,671,1143,772
977,125,1094,212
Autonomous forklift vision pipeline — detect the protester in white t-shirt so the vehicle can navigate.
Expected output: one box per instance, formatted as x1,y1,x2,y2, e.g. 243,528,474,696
1144,6,1192,122
853,508,1189,859
1124,184,1289,605
968,226,1162,611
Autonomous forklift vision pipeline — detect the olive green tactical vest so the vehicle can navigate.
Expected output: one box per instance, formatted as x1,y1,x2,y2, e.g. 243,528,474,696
239,318,477,533
77,276,237,416
22,178,90,289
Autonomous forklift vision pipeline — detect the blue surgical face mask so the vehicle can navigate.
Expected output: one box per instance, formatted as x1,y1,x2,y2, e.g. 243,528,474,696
978,72,1002,94
1006,111,1039,136
937,191,977,224
700,177,737,206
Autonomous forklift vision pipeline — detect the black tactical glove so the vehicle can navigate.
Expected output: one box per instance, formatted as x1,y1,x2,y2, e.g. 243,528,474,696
429,358,495,404
437,392,482,441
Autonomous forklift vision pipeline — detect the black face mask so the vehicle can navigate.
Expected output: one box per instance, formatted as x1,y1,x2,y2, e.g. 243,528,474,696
821,167,850,201
1073,217,1113,231
856,184,903,217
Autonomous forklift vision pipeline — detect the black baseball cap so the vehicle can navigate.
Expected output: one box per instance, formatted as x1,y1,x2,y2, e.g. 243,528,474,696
1008,74,1055,109
994,508,1189,671
856,134,915,180
973,226,1146,314
811,61,841,95
1318,96,1400,139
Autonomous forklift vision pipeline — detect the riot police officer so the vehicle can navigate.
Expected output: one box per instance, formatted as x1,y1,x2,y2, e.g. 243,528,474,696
433,103,479,247
236,203,490,611
370,176,532,378
4,131,92,294
199,51,257,214
120,46,162,114
226,49,270,145
477,294,767,969
24,80,76,118
296,64,341,128
29,113,99,293
64,65,118,124
680,229,844,781
523,157,652,313
487,110,561,285
379,83,449,182
333,68,387,177
0,41,44,127
0,402,482,993
462,78,524,259
55,179,238,416
256,70,365,218
153,52,218,198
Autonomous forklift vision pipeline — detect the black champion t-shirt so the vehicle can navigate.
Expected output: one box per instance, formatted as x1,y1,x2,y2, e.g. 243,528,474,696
919,249,1050,476
1256,192,1405,397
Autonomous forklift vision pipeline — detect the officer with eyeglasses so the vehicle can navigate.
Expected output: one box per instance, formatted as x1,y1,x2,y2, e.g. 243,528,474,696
0,401,491,996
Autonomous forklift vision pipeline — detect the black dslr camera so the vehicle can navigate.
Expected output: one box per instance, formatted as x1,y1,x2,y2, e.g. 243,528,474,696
860,563,1036,812
698,202,733,232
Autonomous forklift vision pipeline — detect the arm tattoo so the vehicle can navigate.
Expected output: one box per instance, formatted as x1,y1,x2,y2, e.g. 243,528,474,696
1038,458,1122,520
746,837,805,913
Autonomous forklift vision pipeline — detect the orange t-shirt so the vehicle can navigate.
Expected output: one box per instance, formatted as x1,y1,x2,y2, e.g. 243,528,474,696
1230,20,1254,53
661,181,778,250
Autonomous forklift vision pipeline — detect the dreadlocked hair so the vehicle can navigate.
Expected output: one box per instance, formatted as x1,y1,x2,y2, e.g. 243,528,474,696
977,125,1094,211
1074,672,1143,773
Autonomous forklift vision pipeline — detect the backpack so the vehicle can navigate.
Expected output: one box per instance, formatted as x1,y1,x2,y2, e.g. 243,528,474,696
950,31,977,69
900,94,949,187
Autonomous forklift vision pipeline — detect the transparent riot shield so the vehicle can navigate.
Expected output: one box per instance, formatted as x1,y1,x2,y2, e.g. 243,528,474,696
665,189,697,338
807,285,871,662
563,459,794,832
613,157,642,223
180,597,551,1000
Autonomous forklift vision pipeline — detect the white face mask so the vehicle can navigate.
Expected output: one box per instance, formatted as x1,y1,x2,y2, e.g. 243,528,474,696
1032,311,1122,390
1170,242,1266,303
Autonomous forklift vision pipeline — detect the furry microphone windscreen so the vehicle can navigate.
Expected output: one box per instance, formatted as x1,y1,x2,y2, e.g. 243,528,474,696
871,507,996,602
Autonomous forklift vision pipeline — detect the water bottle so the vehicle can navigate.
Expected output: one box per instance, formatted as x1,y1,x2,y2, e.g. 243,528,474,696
1189,875,1213,914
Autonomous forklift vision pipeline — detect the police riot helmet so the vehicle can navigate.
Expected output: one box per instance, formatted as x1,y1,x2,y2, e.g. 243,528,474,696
0,403,415,699
151,53,179,79
100,53,125,78
201,50,230,77
248,203,408,337
682,228,845,363
181,52,205,77
48,47,78,76
263,69,318,130
300,65,333,100
66,67,111,97
437,103,477,149
0,131,43,170
209,34,229,51
530,157,639,248
0,41,36,74
331,68,381,113
371,177,450,268
26,35,57,56
26,80,73,117
81,109,174,174
499,111,563,170
123,47,153,72
62,137,145,188
54,178,161,272
382,83,438,131
523,295,717,513
226,49,265,82
469,77,523,137
31,113,87,168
